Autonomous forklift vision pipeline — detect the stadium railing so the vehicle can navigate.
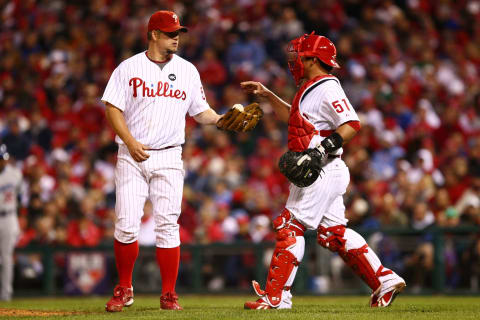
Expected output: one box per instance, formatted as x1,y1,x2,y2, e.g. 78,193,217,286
14,226,480,296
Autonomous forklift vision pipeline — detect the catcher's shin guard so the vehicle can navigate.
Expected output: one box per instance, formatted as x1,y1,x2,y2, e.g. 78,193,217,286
258,247,298,307
317,225,394,291
251,209,306,308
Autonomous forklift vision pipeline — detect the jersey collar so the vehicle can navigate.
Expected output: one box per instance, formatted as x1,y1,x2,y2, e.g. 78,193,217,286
145,51,173,64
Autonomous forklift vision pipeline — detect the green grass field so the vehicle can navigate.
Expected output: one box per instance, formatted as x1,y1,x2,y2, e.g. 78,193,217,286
1,295,479,320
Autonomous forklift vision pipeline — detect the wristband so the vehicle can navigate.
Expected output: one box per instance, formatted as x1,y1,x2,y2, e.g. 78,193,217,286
320,132,343,153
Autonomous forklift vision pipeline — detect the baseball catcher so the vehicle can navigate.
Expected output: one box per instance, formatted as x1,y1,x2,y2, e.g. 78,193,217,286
216,103,263,132
241,31,405,310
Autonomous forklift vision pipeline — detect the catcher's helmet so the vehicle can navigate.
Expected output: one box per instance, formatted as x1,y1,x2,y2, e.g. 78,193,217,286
287,32,340,85
0,144,9,161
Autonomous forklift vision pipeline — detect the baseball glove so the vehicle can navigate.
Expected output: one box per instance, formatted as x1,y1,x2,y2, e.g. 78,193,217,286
278,148,324,188
216,103,263,132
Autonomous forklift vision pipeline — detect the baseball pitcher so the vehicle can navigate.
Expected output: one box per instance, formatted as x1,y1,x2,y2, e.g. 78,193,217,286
242,32,405,309
102,11,261,312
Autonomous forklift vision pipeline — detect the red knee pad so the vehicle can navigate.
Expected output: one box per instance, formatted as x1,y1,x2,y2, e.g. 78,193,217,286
273,209,292,230
317,225,346,252
274,209,306,248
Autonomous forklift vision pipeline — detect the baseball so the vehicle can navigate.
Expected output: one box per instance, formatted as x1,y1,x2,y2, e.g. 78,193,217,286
233,103,244,111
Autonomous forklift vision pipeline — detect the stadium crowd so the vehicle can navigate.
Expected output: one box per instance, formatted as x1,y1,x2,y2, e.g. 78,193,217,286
1,0,479,291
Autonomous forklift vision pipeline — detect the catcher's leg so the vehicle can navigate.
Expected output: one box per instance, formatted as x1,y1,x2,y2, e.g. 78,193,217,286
317,221,405,307
245,209,306,309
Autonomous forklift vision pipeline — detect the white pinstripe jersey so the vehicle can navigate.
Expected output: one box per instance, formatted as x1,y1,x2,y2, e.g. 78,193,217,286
101,52,210,149
301,76,360,155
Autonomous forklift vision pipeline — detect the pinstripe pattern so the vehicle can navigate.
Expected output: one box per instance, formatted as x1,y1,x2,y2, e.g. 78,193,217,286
102,52,209,149
114,145,184,247
286,158,349,229
104,51,210,248
302,77,359,156
114,147,150,244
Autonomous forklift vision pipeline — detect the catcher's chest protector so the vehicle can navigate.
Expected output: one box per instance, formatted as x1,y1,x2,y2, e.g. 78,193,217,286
288,75,335,152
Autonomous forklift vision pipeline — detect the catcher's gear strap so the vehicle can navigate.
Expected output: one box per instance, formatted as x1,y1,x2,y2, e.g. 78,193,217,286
317,225,393,291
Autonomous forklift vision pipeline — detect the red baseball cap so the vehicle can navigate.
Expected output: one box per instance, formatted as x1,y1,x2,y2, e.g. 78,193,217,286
148,10,188,33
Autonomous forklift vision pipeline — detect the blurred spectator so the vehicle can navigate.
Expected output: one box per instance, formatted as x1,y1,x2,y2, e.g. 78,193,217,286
226,31,266,77
66,196,102,247
1,118,30,161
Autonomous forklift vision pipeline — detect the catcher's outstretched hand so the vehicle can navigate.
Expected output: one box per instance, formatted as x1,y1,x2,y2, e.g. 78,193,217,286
216,103,263,132
240,81,271,98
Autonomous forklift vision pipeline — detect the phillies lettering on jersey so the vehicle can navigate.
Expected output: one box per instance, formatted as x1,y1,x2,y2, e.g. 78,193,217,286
102,52,209,149
129,77,187,100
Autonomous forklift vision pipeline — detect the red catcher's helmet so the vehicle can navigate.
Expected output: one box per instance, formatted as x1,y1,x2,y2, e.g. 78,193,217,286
287,32,340,85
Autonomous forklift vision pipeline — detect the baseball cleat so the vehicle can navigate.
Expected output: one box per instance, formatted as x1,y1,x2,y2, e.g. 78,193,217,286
370,281,406,307
105,285,134,312
244,298,274,310
160,292,183,310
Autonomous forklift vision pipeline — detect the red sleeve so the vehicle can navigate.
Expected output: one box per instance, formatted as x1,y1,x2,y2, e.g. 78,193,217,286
346,120,361,132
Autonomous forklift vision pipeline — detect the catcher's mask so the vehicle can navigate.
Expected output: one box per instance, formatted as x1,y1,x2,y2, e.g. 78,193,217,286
287,32,340,85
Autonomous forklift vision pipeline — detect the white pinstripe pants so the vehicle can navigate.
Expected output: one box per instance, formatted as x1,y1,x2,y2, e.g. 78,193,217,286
286,158,350,229
114,145,184,248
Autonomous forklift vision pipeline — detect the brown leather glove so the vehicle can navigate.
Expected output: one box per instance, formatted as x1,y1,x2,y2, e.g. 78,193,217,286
216,103,263,132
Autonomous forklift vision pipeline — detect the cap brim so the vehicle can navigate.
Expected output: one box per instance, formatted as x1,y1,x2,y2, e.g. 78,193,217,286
160,26,188,33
